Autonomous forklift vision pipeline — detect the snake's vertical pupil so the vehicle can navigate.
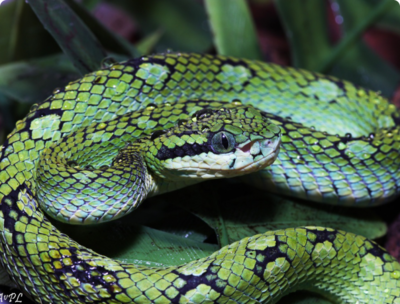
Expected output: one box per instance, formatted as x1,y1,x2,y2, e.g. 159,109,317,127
211,131,236,153
222,133,229,149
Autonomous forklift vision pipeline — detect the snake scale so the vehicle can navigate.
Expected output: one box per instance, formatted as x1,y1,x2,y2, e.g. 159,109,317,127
1,53,400,303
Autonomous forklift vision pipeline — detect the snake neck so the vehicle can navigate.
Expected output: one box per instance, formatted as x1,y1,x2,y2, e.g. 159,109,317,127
113,141,204,205
36,142,152,225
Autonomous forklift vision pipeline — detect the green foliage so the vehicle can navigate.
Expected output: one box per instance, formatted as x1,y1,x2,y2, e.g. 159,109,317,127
174,182,386,245
0,54,79,104
205,0,262,59
0,1,399,303
28,0,107,74
0,0,60,64
109,0,213,53
276,0,400,95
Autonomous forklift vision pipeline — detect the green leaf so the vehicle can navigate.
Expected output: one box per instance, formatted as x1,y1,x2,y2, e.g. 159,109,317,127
108,0,212,53
122,199,214,243
205,0,262,59
64,0,139,57
136,30,164,56
275,0,330,71
173,181,386,245
0,0,60,65
328,43,400,97
79,0,102,11
53,206,218,266
328,0,400,96
374,0,400,33
318,0,395,72
276,0,400,97
28,0,107,74
0,53,80,141
0,54,79,104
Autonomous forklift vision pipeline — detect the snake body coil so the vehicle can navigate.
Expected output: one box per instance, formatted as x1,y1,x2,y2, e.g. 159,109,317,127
0,53,400,303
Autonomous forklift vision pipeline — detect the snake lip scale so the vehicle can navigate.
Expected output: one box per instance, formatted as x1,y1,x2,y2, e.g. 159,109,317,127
0,53,400,303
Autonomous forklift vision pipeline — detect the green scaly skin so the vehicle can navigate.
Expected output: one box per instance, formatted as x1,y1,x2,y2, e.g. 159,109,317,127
36,100,281,224
0,53,400,303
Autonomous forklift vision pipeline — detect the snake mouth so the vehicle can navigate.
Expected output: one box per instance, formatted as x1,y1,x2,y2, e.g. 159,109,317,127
234,137,281,171
161,136,281,180
237,139,271,154
237,137,280,157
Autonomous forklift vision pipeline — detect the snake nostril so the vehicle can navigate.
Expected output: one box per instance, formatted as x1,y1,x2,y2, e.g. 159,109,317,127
262,140,271,148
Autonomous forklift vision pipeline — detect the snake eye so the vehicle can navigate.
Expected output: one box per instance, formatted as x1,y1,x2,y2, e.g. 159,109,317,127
211,131,235,153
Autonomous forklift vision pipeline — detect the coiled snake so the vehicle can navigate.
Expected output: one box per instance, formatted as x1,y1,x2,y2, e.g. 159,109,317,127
0,53,400,303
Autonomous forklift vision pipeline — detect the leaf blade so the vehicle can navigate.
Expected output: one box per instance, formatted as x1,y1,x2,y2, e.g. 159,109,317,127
276,0,400,96
174,182,386,245
0,0,60,65
205,0,262,59
54,221,218,267
110,0,212,53
28,0,107,74
64,0,139,57
275,0,331,70
0,54,79,104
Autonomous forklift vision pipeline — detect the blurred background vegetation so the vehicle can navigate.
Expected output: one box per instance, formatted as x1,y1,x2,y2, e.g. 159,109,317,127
1,0,400,303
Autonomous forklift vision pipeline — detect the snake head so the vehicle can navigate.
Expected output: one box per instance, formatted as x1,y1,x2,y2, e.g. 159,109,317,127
144,103,281,180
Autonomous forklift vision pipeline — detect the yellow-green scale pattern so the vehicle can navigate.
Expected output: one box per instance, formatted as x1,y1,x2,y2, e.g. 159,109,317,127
0,53,400,303
35,100,281,224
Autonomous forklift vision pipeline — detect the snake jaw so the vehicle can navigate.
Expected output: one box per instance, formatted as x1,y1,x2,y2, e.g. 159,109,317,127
234,136,281,172
237,137,279,156
159,135,280,180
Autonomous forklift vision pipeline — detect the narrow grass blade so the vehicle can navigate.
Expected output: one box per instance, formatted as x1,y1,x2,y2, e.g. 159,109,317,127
205,0,262,59
29,0,107,74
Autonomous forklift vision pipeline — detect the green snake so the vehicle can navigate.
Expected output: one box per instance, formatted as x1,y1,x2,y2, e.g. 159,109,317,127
0,53,400,303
